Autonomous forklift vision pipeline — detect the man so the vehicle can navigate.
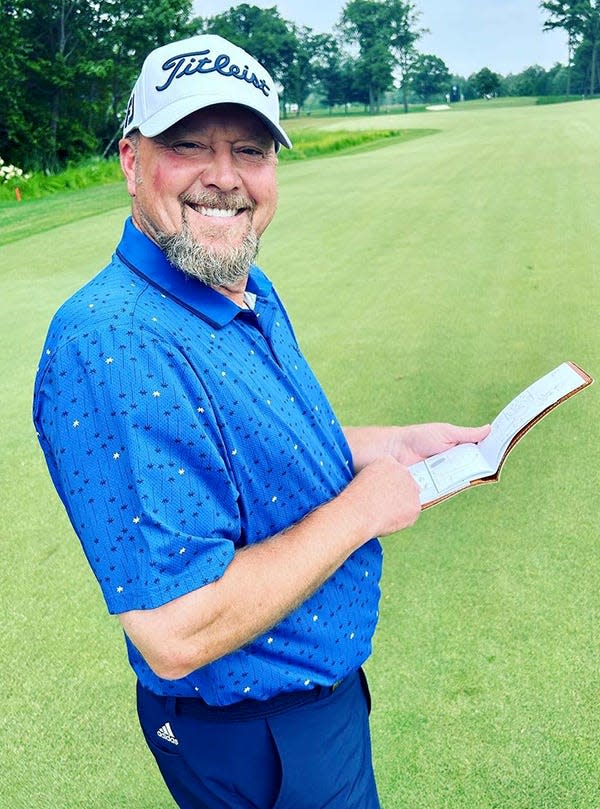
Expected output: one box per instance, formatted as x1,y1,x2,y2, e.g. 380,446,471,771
33,34,489,809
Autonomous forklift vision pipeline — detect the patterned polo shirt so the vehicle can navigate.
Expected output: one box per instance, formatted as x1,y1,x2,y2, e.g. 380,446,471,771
33,218,383,705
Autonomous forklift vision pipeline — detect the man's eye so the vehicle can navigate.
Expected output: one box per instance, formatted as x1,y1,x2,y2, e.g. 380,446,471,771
171,142,207,154
235,146,268,164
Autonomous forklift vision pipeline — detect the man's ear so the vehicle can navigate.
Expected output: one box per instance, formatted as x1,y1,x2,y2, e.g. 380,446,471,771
119,138,138,197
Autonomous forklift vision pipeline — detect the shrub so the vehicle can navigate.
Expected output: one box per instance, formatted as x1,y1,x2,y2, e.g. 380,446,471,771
0,157,31,187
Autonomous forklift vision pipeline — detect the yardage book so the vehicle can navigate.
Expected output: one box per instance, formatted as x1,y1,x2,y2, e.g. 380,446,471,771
409,361,593,509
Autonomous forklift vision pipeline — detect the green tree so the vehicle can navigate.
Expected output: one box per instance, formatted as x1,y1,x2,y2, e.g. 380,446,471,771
546,62,571,93
99,0,197,154
409,54,451,102
577,0,600,93
387,0,427,113
572,28,600,92
1,0,195,172
203,4,309,116
340,0,393,113
451,75,477,101
511,64,550,96
541,0,585,94
340,0,424,114
0,1,31,162
541,0,600,95
202,4,296,91
471,67,502,97
17,1,108,170
312,34,351,111
283,26,322,115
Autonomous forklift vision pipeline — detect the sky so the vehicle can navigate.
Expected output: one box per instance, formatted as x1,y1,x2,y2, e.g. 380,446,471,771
193,0,568,77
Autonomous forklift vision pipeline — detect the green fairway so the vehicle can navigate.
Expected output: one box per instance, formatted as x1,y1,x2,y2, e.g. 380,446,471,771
2,99,599,808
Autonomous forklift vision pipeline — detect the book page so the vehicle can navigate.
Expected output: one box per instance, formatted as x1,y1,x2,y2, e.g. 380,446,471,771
410,442,493,505
478,362,585,469
411,362,591,507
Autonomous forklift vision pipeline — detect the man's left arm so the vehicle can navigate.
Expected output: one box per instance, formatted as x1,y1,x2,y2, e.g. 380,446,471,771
343,423,491,472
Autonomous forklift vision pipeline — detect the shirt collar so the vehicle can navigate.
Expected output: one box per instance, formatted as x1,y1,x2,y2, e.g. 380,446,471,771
116,217,273,328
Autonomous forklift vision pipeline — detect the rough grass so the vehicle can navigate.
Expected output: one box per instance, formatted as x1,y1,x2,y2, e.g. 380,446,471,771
278,128,436,160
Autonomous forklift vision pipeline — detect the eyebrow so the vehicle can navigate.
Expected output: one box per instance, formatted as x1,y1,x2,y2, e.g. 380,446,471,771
156,127,274,149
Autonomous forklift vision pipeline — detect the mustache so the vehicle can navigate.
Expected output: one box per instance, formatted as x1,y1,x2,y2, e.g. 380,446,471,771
180,191,255,213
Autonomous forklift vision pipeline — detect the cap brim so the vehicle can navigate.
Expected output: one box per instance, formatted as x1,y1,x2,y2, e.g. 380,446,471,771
130,95,292,149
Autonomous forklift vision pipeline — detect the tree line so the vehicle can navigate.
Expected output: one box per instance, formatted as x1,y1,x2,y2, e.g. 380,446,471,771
2,0,599,173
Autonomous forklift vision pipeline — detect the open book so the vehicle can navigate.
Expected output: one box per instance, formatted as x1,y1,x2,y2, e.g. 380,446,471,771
409,361,593,509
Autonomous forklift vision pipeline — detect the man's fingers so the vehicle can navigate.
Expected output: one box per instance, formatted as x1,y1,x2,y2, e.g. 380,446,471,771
450,423,491,444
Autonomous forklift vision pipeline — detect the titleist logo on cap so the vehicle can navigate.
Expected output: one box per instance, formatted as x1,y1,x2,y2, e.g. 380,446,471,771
156,48,272,97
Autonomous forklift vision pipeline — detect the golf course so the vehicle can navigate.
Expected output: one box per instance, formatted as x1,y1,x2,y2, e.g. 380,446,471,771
2,97,599,807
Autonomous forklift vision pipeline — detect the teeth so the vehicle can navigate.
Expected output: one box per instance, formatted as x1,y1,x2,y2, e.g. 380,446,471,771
199,207,237,218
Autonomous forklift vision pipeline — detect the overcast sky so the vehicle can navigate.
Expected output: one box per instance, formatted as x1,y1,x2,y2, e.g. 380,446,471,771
193,0,568,77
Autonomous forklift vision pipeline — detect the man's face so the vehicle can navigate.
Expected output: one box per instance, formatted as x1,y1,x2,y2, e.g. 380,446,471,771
119,104,279,286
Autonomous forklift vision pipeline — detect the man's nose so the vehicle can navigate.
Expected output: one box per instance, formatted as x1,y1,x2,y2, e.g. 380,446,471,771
200,148,240,192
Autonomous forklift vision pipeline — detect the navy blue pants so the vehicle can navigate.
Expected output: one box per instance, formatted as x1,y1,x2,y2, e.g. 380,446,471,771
136,669,381,809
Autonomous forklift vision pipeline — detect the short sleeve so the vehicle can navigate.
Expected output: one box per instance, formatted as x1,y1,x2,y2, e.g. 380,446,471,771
34,324,239,613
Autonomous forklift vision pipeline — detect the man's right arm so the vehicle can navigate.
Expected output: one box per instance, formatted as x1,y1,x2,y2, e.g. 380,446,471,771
119,455,420,680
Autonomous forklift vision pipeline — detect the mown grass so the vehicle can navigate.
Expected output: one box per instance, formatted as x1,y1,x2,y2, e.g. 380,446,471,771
0,182,130,246
2,100,599,808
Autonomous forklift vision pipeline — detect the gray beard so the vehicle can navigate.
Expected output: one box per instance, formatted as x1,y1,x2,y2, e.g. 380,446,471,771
156,220,259,288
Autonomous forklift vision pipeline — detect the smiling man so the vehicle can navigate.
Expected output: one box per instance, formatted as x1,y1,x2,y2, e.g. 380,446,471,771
33,34,488,809
123,104,278,295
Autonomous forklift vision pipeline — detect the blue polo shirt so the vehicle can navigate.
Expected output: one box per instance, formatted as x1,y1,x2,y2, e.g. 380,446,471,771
33,218,383,705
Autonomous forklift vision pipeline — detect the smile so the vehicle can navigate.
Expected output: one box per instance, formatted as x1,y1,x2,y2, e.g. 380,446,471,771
184,202,250,221
199,207,239,218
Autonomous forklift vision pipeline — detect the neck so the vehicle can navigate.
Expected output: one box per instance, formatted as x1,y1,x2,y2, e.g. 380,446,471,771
213,277,249,308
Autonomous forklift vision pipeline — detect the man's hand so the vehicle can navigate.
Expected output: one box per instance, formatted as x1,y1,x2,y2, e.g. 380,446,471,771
340,454,422,538
344,423,491,471
389,422,491,465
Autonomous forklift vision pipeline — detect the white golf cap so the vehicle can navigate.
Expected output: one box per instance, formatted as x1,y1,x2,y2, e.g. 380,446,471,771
122,34,292,149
